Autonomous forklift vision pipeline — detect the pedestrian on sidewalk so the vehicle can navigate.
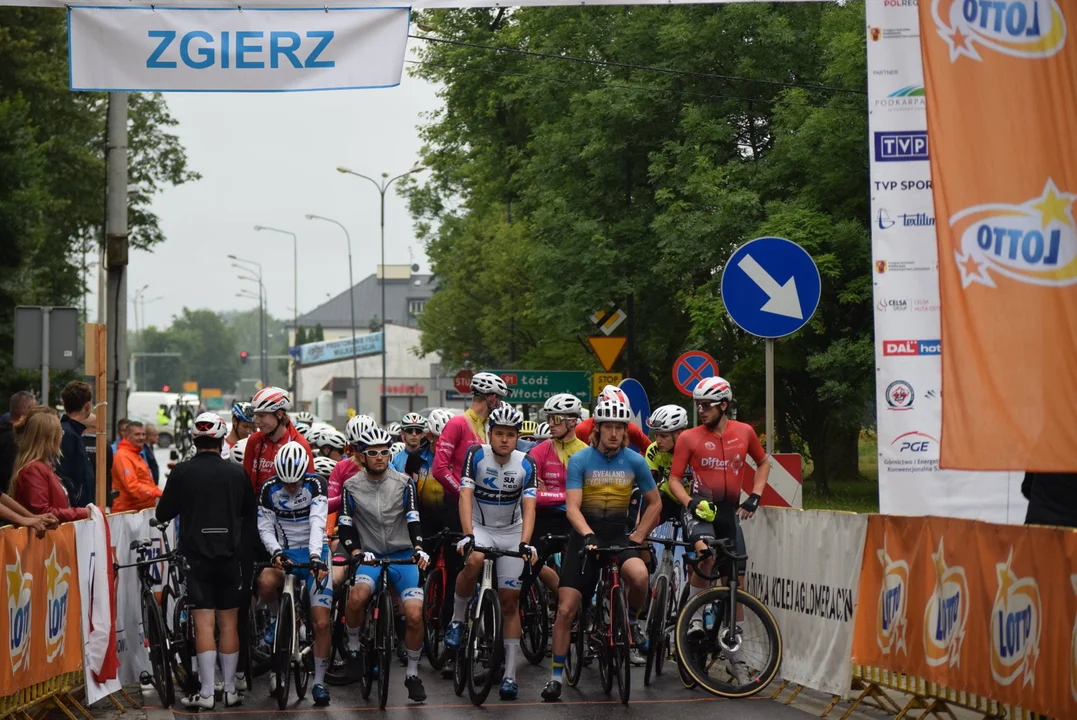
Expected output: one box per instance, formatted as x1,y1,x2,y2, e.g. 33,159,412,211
112,421,161,512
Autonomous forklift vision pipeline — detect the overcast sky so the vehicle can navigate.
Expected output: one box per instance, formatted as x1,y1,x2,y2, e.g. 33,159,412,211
85,61,442,331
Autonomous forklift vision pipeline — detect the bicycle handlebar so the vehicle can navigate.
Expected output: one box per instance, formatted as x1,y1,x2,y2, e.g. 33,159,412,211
684,539,748,581
645,535,696,549
469,544,529,560
578,544,640,558
116,551,178,571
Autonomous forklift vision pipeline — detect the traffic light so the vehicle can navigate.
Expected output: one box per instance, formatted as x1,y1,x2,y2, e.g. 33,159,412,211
162,385,170,392
240,351,249,364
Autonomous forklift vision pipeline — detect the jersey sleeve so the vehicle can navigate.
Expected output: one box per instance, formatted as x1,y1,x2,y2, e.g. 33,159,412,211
403,478,422,547
256,481,282,555
746,426,767,465
307,476,328,558
574,418,592,443
566,452,585,491
670,432,693,481
337,487,360,554
391,452,406,473
432,419,461,496
630,451,657,493
460,445,482,491
243,434,259,491
644,443,661,472
522,454,538,500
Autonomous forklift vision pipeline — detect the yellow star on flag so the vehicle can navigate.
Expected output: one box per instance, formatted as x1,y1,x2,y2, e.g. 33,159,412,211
1031,179,1076,228
996,548,1016,597
6,554,23,599
45,546,60,589
933,538,948,582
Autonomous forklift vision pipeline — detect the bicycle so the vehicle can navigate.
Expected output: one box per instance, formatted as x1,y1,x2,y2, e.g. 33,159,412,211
644,525,695,687
173,397,196,458
675,537,782,698
420,530,461,671
116,539,179,708
518,532,567,665
354,555,421,710
269,559,320,710
326,552,360,686
150,519,197,695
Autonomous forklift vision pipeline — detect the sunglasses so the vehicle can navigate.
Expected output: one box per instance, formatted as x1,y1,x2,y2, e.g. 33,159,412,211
364,449,392,458
547,415,576,426
696,402,719,411
403,428,424,435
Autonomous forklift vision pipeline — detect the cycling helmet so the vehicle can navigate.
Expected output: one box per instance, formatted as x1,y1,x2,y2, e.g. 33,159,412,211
400,412,427,431
580,408,591,420
534,422,551,440
296,411,315,425
231,401,254,424
390,441,406,456
313,455,337,479
543,393,582,417
488,404,523,430
594,396,632,424
693,376,733,404
294,421,312,439
305,425,324,447
252,386,291,413
319,429,347,451
192,412,228,439
274,441,309,483
346,414,378,445
599,385,631,407
520,420,538,437
471,372,509,397
649,405,689,433
358,426,394,450
427,408,453,436
230,437,247,464
386,422,402,439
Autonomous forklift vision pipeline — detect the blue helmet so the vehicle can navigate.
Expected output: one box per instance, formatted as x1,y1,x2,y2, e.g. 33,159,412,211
232,401,254,424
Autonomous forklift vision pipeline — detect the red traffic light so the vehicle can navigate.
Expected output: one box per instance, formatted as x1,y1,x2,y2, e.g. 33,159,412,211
162,385,170,392
240,351,249,364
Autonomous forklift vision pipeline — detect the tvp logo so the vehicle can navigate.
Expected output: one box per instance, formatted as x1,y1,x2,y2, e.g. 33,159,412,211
6,549,33,674
877,540,909,655
44,546,71,662
923,538,969,668
990,549,1041,686
932,0,1067,62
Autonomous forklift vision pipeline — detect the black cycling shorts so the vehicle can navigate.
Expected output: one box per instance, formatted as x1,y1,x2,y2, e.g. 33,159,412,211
533,508,572,557
186,555,244,611
683,500,746,574
558,527,640,597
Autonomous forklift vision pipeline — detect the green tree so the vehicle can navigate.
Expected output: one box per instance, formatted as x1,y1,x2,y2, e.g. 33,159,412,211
311,323,325,343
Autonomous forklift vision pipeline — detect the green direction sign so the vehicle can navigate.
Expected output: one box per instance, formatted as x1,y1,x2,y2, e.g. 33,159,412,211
490,370,591,404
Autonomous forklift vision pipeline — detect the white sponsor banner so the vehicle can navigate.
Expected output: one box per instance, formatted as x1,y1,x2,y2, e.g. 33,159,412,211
75,510,123,705
68,6,410,92
741,508,867,697
108,509,168,685
865,0,1025,522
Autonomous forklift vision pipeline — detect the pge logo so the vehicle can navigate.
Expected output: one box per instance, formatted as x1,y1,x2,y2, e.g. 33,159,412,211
932,0,1066,62
885,380,915,410
952,179,1077,289
990,549,1041,686
924,538,969,667
877,541,909,654
45,545,71,662
6,549,33,673
891,431,936,453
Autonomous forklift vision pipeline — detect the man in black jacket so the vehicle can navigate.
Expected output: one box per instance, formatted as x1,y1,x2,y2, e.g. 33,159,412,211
156,412,255,711
57,382,95,507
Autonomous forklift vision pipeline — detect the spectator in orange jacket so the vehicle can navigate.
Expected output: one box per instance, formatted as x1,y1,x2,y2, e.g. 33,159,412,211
112,421,161,512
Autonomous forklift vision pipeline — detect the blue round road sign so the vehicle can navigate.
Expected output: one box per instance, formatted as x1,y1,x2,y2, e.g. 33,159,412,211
720,236,821,339
672,350,718,398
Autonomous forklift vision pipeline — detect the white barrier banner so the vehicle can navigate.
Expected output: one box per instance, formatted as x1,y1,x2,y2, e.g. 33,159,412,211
75,511,123,705
741,508,867,697
68,6,410,92
108,510,168,685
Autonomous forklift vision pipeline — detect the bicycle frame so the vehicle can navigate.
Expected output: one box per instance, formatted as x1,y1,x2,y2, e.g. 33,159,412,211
687,539,747,653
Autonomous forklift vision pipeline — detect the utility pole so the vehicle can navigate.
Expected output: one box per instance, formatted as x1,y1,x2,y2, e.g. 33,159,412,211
105,92,128,440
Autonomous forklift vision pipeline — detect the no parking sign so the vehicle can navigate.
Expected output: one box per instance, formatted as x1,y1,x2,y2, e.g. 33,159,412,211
672,351,719,398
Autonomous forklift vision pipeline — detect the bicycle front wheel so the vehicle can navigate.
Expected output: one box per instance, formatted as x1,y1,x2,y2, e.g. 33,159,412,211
422,568,449,670
377,590,394,710
274,595,294,710
142,588,174,707
611,585,631,705
565,604,584,687
467,590,503,706
645,575,669,686
675,587,781,698
520,581,549,665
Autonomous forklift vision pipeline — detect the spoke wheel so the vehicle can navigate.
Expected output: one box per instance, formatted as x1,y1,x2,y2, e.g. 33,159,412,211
359,608,376,700
377,590,394,710
326,587,354,686
274,596,294,710
565,605,584,688
168,591,197,694
520,582,549,665
611,586,631,705
143,589,174,707
466,591,503,706
645,576,669,686
452,642,468,697
422,568,448,670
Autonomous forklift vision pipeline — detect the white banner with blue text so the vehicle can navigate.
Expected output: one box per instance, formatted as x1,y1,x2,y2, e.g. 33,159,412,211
68,5,410,92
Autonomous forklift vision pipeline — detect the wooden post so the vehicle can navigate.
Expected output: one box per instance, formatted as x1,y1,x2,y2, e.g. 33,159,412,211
84,323,108,508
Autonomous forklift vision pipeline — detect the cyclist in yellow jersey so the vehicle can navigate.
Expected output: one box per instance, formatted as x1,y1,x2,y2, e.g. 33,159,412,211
629,405,692,530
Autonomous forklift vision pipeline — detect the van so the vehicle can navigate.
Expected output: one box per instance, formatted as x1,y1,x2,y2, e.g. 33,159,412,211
127,391,200,448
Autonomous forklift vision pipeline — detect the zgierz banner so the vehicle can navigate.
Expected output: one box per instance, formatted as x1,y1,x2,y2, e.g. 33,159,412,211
68,6,410,92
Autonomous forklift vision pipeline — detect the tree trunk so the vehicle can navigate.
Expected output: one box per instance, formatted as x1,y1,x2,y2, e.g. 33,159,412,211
807,422,861,495
776,411,794,454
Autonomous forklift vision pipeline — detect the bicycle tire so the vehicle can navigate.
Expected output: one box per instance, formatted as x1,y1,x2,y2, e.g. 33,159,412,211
612,585,631,705
170,593,197,693
676,581,697,688
452,642,468,697
565,604,584,687
467,590,503,706
325,587,353,686
422,568,448,670
520,582,549,665
644,575,669,686
142,588,174,707
359,609,375,700
274,595,294,710
377,589,393,710
675,587,781,698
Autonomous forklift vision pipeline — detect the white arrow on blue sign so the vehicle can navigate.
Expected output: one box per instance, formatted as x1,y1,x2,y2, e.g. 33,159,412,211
720,236,821,338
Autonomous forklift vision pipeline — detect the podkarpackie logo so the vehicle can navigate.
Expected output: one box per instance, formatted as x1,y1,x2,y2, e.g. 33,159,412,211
990,548,1041,686
932,0,1066,61
877,540,909,655
7,549,33,673
924,538,969,668
44,545,71,662
952,179,1077,289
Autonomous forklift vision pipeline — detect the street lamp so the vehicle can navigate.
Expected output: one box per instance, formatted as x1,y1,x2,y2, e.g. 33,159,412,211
336,163,424,423
305,214,360,408
254,225,298,396
229,254,268,386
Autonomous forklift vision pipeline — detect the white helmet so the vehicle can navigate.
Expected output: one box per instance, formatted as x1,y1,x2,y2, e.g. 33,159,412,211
294,421,312,439
534,422,551,440
471,372,509,397
230,437,248,464
295,411,315,425
274,441,309,483
305,425,324,446
192,412,228,439
252,386,291,414
313,455,337,479
693,376,733,404
319,429,347,451
390,441,406,456
649,405,688,432
386,422,402,440
580,408,591,420
427,408,452,436
358,426,394,449
599,385,631,407
594,396,632,424
401,412,427,431
346,414,378,445
488,404,523,430
543,393,582,417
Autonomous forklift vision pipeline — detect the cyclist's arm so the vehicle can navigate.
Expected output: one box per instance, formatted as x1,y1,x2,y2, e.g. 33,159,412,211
337,493,361,555
564,455,594,537
256,485,282,556
458,446,481,536
242,434,258,491
154,466,180,524
669,433,693,507
308,476,328,559
431,422,461,497
631,454,661,540
748,433,770,498
403,478,422,549
520,455,538,544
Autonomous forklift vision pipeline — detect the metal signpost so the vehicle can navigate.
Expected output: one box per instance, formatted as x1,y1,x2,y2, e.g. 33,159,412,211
720,237,820,453
14,306,79,405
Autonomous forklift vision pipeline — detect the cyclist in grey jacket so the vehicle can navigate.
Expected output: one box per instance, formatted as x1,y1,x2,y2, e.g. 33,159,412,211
336,427,430,702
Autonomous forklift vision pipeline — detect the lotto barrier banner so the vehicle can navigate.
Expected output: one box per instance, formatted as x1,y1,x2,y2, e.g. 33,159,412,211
0,524,83,694
68,6,411,92
75,511,122,705
866,0,1024,519
851,515,1077,718
919,0,1077,470
740,509,867,696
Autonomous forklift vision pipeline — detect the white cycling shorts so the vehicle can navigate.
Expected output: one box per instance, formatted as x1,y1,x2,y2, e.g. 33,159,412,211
472,525,524,591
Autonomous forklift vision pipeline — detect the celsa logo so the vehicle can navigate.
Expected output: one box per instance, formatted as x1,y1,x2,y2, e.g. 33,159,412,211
877,542,908,655
924,538,969,668
892,430,936,453
885,380,915,410
6,549,33,673
44,546,71,662
932,0,1066,62
952,179,1077,289
990,549,1041,686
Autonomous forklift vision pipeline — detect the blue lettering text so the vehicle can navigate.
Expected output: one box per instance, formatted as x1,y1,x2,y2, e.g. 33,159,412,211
146,30,177,69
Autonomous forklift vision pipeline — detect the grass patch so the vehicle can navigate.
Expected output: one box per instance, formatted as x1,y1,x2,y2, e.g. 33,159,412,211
800,434,880,513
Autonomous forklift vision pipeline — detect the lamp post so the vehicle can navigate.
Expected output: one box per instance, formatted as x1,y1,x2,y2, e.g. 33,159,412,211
229,255,267,386
254,225,298,396
336,163,424,424
305,214,360,409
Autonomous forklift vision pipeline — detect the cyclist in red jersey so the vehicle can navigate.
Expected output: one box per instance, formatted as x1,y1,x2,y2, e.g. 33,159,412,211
242,386,314,495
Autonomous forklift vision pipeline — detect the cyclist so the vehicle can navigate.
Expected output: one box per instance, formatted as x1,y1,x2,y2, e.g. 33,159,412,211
229,437,247,466
156,413,254,710
386,422,402,443
519,420,538,446
666,376,767,682
542,393,662,702
391,413,434,521
243,387,314,495
328,415,377,589
316,429,348,462
223,401,254,460
256,442,333,706
533,422,551,441
314,455,337,480
444,404,537,701
295,421,313,442
630,404,694,532
573,385,651,452
296,411,316,426
337,427,430,703
528,393,588,594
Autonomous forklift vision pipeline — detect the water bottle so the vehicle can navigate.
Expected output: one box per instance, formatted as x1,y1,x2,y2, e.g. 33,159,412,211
299,622,307,643
703,603,716,631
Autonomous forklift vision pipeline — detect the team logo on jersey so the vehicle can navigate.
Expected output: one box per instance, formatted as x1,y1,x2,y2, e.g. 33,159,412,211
7,549,33,673
923,538,968,667
990,548,1041,686
877,540,909,655
952,179,1077,289
932,0,1067,61
45,545,72,662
